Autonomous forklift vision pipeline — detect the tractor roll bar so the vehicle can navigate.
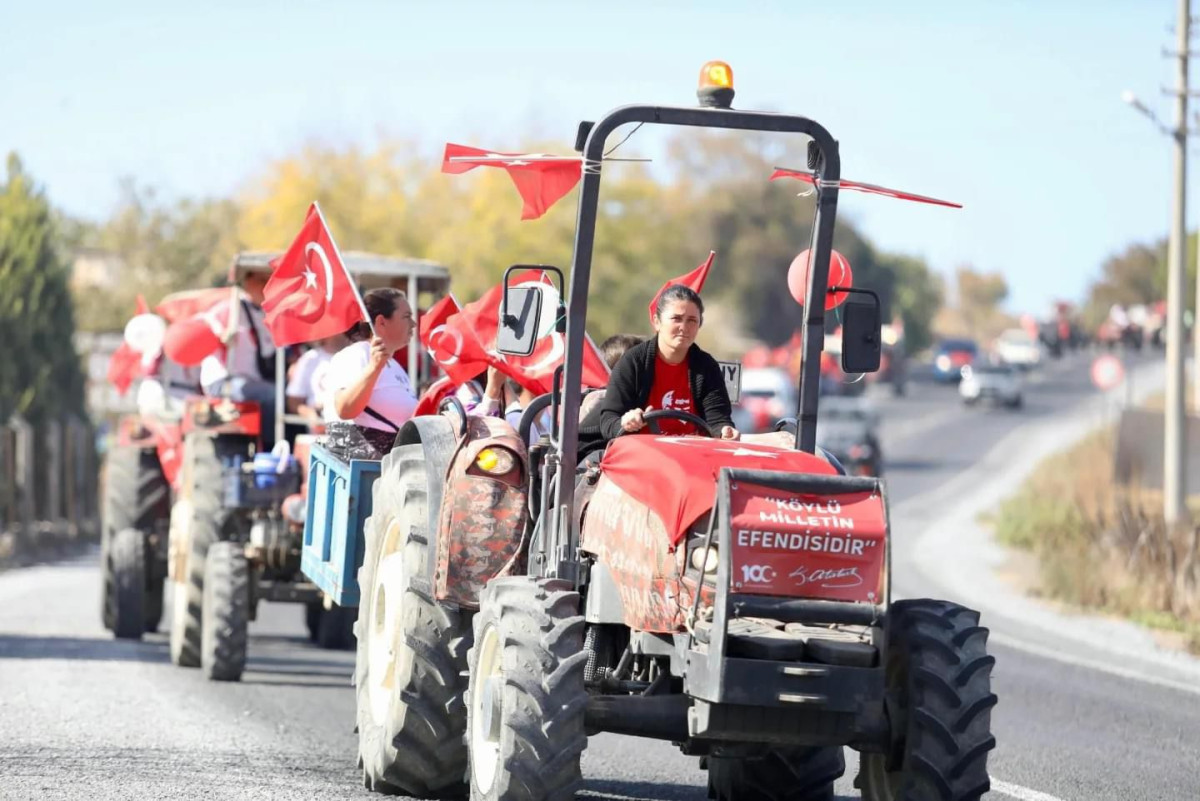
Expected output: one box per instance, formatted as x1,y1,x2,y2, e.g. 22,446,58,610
551,104,842,580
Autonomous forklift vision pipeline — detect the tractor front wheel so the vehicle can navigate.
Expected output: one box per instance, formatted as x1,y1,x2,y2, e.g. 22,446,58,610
200,541,249,682
467,576,588,801
706,747,845,801
109,528,147,641
857,599,996,801
355,445,473,796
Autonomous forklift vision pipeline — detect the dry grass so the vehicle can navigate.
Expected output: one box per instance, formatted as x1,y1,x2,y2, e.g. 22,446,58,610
993,429,1200,653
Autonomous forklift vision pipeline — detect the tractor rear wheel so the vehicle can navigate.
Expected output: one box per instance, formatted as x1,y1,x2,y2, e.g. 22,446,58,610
467,576,588,801
706,746,845,801
355,445,473,796
200,541,249,681
100,444,169,635
857,599,996,801
169,434,226,668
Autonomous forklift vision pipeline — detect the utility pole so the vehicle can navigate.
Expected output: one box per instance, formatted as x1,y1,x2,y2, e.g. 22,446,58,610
1165,0,1189,525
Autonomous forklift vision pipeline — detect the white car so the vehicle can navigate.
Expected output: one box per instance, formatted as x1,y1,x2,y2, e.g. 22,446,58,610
959,364,1023,409
735,367,798,433
994,329,1042,369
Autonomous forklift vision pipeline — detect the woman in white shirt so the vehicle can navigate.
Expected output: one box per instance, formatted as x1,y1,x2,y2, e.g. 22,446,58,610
323,288,417,458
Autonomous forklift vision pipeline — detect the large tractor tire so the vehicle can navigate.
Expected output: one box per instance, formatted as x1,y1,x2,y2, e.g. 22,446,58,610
355,445,474,797
706,746,845,801
110,528,147,641
200,541,250,681
169,434,227,669
466,576,588,801
857,600,997,801
101,445,170,635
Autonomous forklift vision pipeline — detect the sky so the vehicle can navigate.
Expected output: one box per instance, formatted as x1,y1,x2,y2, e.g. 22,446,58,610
1,0,1187,314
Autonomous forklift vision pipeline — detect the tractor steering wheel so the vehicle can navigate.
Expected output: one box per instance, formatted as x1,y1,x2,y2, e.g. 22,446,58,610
642,409,716,438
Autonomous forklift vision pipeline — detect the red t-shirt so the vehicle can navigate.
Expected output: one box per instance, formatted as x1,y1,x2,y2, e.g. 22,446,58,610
647,355,696,435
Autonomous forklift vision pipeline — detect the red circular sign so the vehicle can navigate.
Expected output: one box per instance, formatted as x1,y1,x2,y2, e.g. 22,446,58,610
1091,354,1125,391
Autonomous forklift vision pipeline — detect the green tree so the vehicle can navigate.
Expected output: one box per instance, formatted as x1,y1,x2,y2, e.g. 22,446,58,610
74,180,242,332
0,153,86,422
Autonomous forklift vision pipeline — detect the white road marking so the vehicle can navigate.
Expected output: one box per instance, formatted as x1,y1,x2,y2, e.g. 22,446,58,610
991,778,1068,801
989,631,1200,699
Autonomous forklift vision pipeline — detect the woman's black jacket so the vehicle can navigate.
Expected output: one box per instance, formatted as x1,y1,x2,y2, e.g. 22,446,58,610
579,337,734,442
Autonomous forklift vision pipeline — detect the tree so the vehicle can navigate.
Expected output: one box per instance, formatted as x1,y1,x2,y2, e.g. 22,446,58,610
71,180,242,332
0,153,86,422
934,265,1012,341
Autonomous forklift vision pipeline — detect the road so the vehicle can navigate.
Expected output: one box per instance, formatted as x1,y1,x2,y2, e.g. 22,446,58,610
2,350,1196,800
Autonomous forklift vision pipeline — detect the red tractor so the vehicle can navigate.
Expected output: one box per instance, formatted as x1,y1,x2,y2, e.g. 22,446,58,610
99,415,177,640
307,64,995,800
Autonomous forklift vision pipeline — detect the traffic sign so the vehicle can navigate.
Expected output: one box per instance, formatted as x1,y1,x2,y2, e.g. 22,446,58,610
1091,353,1125,391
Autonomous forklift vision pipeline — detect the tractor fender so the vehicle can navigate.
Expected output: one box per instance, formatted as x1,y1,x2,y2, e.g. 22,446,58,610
397,415,460,587
424,414,529,609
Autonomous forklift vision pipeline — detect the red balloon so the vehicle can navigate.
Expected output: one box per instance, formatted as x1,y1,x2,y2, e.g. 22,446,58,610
788,249,853,310
162,316,222,366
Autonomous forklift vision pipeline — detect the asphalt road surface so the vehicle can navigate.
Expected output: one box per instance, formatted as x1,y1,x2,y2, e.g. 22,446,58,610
2,349,1195,800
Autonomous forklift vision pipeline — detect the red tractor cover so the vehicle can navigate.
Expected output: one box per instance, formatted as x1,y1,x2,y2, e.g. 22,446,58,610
599,436,837,546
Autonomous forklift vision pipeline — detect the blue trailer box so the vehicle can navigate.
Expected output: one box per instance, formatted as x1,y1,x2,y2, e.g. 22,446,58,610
301,443,381,607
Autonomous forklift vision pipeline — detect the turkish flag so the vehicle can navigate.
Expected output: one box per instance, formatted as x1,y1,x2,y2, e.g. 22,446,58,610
419,294,490,385
769,167,962,209
106,343,142,396
600,435,837,545
452,271,609,396
154,287,231,323
261,204,365,347
648,251,715,323
442,143,582,221
161,299,230,366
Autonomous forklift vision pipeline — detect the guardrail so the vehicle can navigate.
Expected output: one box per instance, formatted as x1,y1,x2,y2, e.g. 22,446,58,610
0,414,100,558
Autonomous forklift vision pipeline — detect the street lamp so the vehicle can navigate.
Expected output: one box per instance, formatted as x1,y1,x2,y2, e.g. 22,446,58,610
1123,90,1172,134
1120,0,1190,527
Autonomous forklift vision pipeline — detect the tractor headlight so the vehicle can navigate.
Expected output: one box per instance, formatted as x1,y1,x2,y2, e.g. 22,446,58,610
690,545,719,574
474,447,516,475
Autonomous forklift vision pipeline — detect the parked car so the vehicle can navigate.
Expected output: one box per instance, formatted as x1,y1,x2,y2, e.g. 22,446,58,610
815,396,883,476
959,364,1023,409
994,328,1043,370
933,338,978,382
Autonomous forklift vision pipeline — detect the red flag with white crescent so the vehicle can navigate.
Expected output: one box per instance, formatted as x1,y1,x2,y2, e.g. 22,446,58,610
451,271,610,395
154,287,231,323
261,204,366,347
419,294,490,385
769,167,962,209
442,143,582,221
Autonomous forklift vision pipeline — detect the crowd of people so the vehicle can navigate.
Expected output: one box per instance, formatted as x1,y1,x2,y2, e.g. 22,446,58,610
149,267,746,463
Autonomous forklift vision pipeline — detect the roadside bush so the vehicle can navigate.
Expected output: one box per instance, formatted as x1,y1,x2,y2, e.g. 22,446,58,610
993,429,1200,652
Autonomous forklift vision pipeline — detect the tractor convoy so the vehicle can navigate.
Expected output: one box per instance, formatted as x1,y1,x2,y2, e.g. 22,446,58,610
98,63,995,801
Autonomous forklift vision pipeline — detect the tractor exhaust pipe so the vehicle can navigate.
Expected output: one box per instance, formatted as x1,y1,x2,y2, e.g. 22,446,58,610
585,694,690,741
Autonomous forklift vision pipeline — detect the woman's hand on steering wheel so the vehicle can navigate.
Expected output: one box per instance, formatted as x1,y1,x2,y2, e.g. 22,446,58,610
641,409,717,438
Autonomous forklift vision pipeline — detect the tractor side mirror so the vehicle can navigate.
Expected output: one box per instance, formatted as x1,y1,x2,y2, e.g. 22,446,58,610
841,294,882,374
497,285,543,357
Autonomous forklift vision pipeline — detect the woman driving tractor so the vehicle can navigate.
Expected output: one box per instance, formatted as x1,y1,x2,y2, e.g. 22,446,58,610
596,284,740,441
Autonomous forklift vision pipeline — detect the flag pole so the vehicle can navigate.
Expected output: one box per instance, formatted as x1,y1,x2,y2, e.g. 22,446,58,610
312,201,375,337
